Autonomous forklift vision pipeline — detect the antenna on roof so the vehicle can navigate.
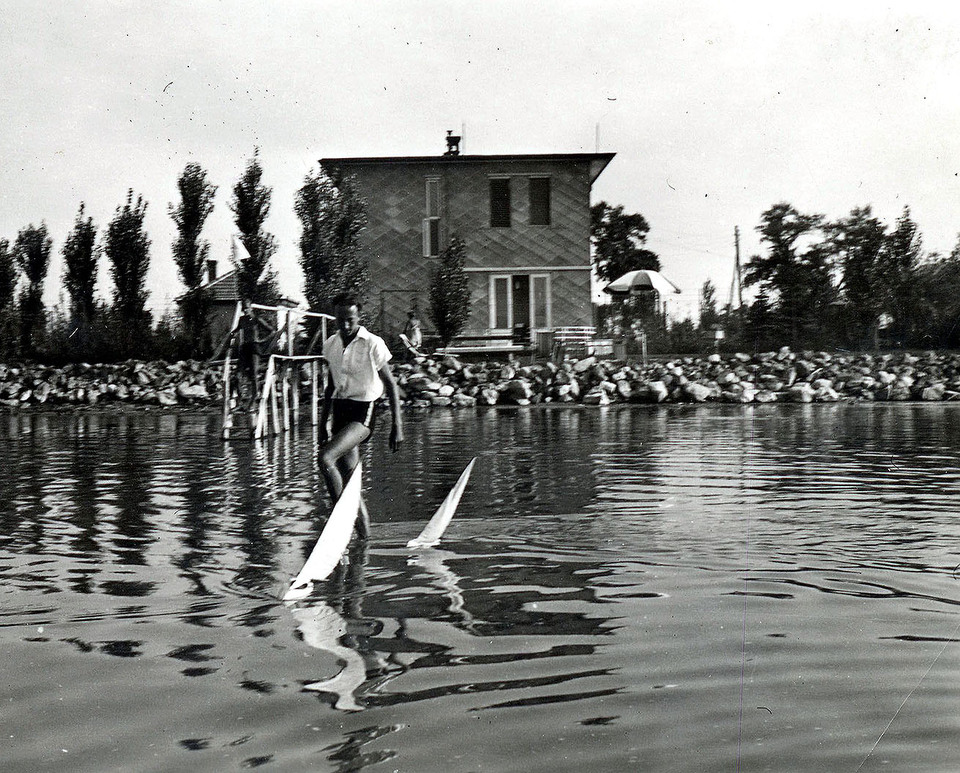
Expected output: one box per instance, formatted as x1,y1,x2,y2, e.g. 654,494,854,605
595,123,600,153
461,122,466,154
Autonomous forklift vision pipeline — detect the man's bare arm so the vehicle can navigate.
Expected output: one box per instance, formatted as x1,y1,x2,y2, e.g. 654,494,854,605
379,364,404,452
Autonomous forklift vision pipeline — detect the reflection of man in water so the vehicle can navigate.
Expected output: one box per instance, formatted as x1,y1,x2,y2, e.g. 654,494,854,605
294,602,369,711
293,546,388,712
290,541,474,712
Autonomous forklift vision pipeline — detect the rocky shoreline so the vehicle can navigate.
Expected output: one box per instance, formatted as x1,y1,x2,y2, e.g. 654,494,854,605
2,348,960,411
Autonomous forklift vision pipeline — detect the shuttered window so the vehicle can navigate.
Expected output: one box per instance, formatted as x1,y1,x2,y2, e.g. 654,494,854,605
489,178,511,227
423,177,441,256
529,177,551,225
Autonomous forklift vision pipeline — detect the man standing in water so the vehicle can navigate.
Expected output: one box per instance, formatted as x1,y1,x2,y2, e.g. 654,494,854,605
320,293,403,537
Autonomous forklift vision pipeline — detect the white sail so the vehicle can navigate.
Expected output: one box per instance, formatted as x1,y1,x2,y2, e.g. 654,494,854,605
284,462,363,601
407,458,476,549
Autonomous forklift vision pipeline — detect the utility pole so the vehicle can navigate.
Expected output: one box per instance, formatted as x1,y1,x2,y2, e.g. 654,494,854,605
729,225,743,310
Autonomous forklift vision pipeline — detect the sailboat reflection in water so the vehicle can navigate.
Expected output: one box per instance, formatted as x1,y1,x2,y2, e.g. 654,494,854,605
289,538,476,712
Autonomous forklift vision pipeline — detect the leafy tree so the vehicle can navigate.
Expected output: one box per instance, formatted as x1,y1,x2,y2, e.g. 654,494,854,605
668,316,699,354
883,207,923,343
699,279,721,330
62,203,100,354
295,164,369,316
0,239,19,360
744,202,829,348
745,289,776,352
14,223,52,358
905,240,960,348
229,152,278,303
0,239,16,313
800,239,841,348
829,206,887,346
105,190,152,357
429,235,471,346
591,201,661,283
170,163,217,357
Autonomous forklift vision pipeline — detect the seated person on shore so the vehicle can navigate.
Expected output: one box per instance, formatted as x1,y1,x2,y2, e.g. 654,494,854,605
401,309,423,358
320,293,403,537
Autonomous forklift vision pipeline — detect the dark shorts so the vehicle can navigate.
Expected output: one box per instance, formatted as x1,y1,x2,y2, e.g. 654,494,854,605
331,399,376,442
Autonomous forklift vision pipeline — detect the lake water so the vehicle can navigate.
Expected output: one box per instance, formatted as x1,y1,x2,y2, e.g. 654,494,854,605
2,404,959,772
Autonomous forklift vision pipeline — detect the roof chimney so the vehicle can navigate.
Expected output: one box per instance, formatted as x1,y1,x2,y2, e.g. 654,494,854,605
444,130,461,156
206,259,217,283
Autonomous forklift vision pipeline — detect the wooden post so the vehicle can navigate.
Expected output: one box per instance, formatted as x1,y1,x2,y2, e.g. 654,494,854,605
254,355,276,439
270,361,281,436
221,351,233,440
292,362,300,427
290,311,300,425
291,364,300,424
286,309,294,358
311,359,319,426
281,361,291,432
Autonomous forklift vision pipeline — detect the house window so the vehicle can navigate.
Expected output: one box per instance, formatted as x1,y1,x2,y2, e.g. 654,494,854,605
422,177,441,257
422,219,440,257
489,178,511,227
529,177,551,225
532,274,550,328
493,276,511,329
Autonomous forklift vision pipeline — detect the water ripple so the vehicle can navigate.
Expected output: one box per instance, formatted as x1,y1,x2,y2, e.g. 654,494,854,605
3,406,960,771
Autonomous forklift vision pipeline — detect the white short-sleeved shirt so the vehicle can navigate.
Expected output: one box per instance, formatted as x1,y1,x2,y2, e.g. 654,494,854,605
322,326,392,401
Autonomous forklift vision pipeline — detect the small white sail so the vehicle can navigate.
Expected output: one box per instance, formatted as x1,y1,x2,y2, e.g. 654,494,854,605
284,462,363,601
407,458,477,549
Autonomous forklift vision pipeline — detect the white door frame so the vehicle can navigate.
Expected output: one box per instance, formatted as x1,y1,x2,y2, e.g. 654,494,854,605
489,273,551,331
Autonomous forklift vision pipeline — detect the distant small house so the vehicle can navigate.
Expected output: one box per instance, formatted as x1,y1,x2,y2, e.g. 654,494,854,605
194,261,240,348
321,134,614,341
176,259,297,351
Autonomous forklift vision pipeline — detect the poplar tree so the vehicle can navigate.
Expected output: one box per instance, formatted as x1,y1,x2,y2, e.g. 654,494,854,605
229,152,278,303
429,235,471,346
0,239,19,360
170,163,217,356
14,223,52,358
62,203,100,350
295,164,369,316
105,191,151,358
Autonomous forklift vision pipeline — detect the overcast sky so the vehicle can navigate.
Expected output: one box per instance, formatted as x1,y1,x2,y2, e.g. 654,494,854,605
3,1,960,321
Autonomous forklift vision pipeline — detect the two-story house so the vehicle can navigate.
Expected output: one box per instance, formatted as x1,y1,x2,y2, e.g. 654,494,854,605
321,134,614,345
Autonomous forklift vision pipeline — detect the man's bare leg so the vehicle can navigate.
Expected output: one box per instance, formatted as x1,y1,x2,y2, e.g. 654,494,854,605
320,422,371,537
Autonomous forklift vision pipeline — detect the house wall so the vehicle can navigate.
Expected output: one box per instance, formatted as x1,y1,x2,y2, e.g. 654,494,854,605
207,302,237,350
330,157,596,340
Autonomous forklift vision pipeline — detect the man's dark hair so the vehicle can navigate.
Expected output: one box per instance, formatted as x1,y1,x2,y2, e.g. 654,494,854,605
332,292,361,311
